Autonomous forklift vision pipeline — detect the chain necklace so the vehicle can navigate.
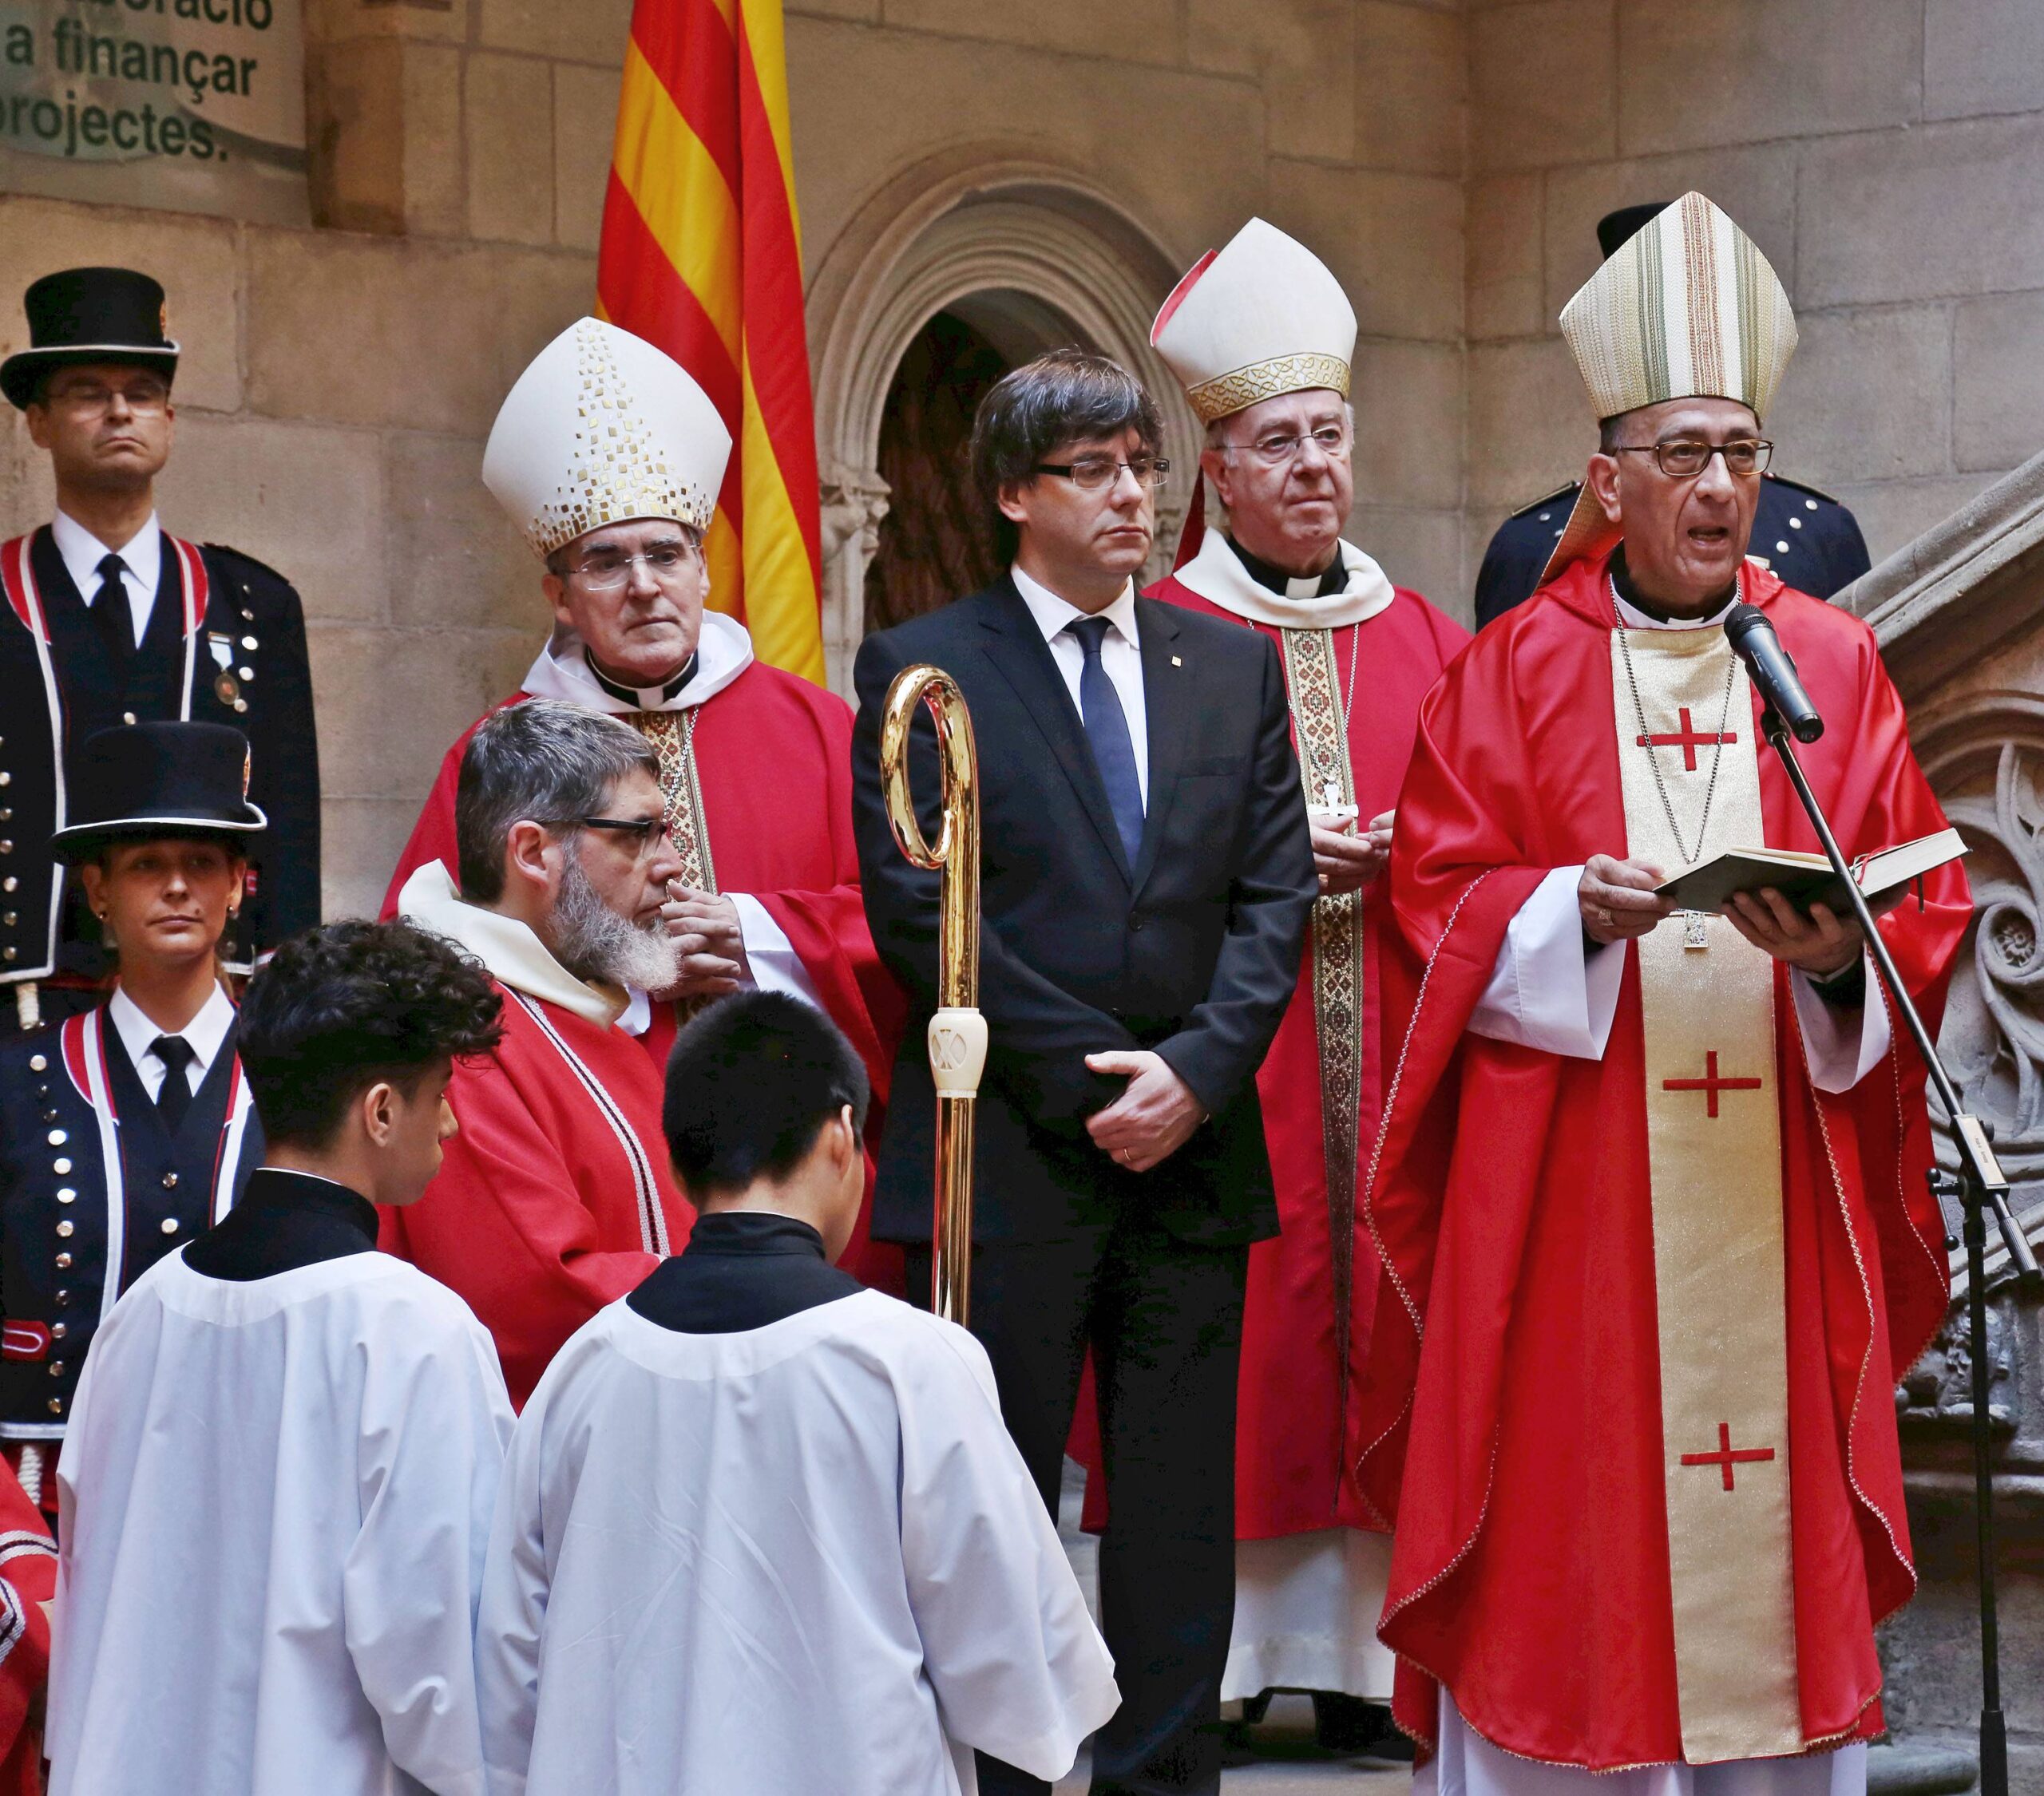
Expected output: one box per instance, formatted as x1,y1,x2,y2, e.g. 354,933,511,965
1612,576,1738,868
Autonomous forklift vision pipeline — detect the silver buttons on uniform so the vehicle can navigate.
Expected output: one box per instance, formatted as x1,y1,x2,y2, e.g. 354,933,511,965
56,1189,73,1205
55,1220,73,1238
121,711,137,726
161,1170,179,1190
27,1054,44,1073
46,1398,61,1415
53,1157,71,1175
50,1323,65,1341
46,1129,65,1146
160,1217,179,1236
54,1252,72,1270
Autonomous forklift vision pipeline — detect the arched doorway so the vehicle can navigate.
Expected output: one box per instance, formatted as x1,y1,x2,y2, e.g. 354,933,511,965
809,155,1202,693
863,291,1103,635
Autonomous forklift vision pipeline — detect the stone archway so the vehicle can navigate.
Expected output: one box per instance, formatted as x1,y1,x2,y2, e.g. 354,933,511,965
809,152,1201,694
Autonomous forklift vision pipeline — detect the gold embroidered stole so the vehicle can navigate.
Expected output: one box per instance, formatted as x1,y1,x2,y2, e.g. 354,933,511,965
1612,625,1800,1762
1280,627,1365,1403
628,708,718,1020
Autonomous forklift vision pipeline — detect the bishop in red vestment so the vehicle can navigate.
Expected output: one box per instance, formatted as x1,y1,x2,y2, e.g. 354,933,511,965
1144,218,1468,1719
382,318,901,1289
383,702,699,1407
1359,195,1971,1790
0,1460,53,1796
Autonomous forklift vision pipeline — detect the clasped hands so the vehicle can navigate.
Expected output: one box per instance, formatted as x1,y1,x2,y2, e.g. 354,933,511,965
660,884,751,997
1578,853,1871,977
1083,1050,1205,1174
1313,809,1396,896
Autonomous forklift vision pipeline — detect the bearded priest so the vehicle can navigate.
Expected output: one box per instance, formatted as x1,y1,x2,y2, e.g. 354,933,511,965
1357,192,1970,1792
1145,218,1467,1738
387,699,698,1406
383,318,901,1288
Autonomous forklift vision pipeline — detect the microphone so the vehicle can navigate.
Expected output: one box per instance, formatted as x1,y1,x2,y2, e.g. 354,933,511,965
1724,602,1823,743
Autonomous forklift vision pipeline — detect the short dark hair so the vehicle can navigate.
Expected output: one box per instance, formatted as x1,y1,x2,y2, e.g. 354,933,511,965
454,698,658,903
663,991,869,1199
239,920,504,1148
969,349,1163,562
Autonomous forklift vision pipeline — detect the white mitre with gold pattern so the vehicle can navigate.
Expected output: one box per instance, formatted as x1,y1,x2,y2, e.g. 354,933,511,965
1546,191,1798,580
483,317,731,559
1150,219,1357,423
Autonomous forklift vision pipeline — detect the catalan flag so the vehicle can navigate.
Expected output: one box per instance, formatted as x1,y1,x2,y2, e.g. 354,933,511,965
599,0,826,683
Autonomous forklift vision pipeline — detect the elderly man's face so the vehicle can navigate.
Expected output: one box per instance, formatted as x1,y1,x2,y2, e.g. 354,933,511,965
1586,396,1763,615
26,362,175,493
1201,389,1353,576
544,517,707,687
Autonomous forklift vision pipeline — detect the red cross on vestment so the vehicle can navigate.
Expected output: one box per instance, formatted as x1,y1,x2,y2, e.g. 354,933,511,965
1637,706,1739,772
1681,1421,1777,1491
1662,1050,1763,1118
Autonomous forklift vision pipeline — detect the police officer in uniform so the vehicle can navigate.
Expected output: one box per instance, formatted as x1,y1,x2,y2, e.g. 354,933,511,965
0,266,319,1030
0,722,266,1510
1472,204,1872,630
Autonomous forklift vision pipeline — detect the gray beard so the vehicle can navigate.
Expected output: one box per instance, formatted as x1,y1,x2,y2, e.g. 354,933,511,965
549,854,681,994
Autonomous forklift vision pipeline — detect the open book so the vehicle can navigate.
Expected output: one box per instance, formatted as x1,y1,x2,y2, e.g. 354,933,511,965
1654,827,1967,915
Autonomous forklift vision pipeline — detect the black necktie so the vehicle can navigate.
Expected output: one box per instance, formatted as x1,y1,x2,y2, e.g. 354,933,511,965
1067,615,1145,869
151,1035,196,1133
91,552,133,677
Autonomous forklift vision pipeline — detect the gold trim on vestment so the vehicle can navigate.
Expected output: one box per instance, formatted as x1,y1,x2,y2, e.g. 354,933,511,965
1187,352,1350,423
629,708,718,1021
1281,627,1365,1431
1613,625,1800,1762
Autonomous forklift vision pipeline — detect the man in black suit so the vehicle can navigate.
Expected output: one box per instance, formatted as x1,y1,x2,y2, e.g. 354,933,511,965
0,267,320,1030
854,350,1316,1796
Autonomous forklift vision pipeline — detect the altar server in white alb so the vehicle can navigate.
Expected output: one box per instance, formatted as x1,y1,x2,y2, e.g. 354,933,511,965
48,920,513,1796
477,992,1119,1795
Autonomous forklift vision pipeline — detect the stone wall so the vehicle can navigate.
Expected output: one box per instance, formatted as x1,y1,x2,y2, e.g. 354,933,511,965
1464,0,2044,612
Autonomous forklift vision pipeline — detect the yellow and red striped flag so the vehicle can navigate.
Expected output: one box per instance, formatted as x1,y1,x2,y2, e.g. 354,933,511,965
599,0,826,683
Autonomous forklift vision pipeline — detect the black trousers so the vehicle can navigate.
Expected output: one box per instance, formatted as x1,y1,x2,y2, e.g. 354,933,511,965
909,1213,1249,1796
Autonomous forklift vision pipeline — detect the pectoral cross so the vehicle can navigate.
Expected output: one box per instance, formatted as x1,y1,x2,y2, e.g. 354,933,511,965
1681,909,1709,951
1638,707,1739,773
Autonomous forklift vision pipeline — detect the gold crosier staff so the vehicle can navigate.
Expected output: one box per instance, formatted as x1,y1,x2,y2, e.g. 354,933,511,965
879,665,984,1325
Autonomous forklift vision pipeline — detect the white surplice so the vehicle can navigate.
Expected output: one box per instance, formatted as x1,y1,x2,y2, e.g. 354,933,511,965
50,1248,513,1796
476,1288,1120,1796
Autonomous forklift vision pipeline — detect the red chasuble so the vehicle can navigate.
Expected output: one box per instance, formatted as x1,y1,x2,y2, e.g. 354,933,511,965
382,655,905,1290
1357,552,1968,1768
1155,574,1468,1541
0,1461,53,1796
380,977,694,1409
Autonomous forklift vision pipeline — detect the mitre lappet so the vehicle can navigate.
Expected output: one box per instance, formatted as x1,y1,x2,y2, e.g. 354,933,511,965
1544,189,1799,583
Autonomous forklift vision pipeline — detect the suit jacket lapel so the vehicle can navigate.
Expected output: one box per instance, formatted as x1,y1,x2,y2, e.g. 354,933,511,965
1131,598,1187,894
974,577,1133,884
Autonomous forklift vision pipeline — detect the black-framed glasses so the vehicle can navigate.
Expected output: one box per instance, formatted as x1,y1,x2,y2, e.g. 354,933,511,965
1032,455,1171,491
538,814,674,857
1614,438,1773,478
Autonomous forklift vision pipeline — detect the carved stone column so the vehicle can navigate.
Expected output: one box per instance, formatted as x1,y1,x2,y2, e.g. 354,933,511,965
818,462,890,699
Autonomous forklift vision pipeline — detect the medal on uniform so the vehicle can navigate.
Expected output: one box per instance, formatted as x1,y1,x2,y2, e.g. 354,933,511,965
213,669,241,708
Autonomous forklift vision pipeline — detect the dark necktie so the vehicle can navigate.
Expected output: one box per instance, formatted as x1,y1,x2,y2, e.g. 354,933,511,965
151,1035,196,1133
1067,615,1145,869
91,552,133,677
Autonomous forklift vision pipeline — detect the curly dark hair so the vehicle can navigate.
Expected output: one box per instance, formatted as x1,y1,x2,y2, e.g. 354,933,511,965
239,919,504,1149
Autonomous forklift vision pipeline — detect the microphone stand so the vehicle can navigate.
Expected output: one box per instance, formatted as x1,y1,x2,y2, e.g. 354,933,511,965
1758,706,2040,1796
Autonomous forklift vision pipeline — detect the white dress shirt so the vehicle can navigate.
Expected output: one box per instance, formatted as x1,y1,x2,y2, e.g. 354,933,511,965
107,983,236,1102
51,510,162,650
1011,563,1149,806
1468,586,1890,1093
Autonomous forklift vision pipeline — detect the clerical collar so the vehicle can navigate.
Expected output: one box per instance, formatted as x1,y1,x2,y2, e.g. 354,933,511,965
1610,547,1737,628
626,1208,858,1334
1225,534,1348,599
585,653,696,709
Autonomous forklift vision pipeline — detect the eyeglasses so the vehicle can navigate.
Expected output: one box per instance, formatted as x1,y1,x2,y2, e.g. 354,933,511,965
1219,424,1352,465
1032,455,1171,492
564,544,701,591
46,380,171,417
540,814,674,858
1613,438,1773,478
